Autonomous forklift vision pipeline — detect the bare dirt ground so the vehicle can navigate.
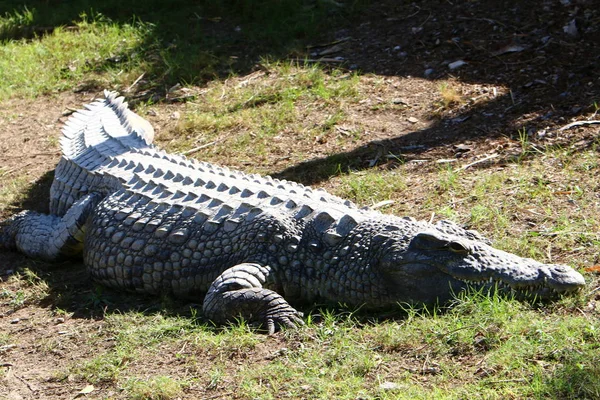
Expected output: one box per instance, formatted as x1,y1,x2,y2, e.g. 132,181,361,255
0,1,599,398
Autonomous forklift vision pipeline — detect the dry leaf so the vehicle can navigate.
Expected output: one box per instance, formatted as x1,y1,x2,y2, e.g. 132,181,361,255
75,385,95,397
584,265,600,274
491,44,526,56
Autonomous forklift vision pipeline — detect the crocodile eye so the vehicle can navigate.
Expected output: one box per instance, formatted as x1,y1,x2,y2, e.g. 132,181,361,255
447,241,469,254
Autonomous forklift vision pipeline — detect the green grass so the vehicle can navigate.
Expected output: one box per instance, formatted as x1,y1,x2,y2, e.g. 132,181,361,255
0,0,362,99
0,5,34,41
0,15,148,99
0,176,30,213
0,268,49,311
340,169,407,205
165,62,360,170
123,375,189,400
62,289,598,399
43,279,595,399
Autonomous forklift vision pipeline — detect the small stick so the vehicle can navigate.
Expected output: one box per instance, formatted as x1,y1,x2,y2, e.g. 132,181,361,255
485,378,528,385
429,212,435,224
454,153,499,172
288,58,345,64
125,72,146,93
371,200,394,209
181,139,225,156
0,152,60,159
0,344,16,352
558,120,600,131
0,168,17,178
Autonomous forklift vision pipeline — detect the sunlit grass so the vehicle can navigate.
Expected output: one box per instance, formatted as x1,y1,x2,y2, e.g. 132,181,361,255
0,15,149,99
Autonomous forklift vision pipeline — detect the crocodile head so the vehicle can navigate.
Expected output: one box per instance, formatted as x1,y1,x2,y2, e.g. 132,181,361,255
378,229,586,305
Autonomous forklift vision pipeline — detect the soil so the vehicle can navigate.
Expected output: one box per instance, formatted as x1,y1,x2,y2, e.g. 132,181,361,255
0,1,599,398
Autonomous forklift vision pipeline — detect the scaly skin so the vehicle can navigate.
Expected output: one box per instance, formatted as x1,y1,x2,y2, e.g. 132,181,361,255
0,91,586,333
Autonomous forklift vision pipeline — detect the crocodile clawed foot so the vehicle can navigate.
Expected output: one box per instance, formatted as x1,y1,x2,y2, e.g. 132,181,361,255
265,309,304,335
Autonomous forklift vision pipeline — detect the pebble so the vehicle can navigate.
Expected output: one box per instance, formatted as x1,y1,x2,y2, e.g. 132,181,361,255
424,68,434,77
563,19,578,37
448,60,467,70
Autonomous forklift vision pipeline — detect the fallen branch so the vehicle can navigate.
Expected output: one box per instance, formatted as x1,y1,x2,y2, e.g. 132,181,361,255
125,72,146,93
558,119,600,131
454,153,499,172
181,138,225,156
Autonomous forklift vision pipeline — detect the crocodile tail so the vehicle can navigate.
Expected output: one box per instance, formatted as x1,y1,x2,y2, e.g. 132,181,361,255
50,91,155,215
59,90,154,160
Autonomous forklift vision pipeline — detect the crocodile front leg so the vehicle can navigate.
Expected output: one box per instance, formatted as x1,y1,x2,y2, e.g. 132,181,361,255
0,193,102,261
203,263,304,334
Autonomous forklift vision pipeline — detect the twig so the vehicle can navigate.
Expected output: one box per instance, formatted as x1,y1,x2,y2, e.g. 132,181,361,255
306,36,351,49
288,58,345,64
485,378,528,385
0,151,60,159
181,139,225,156
178,341,188,354
443,325,475,337
534,231,599,237
558,120,600,131
125,72,146,93
236,71,266,88
402,5,422,20
202,392,234,400
454,153,499,172
476,354,489,366
14,374,37,393
576,308,590,321
0,168,17,178
0,162,33,178
371,200,395,210
0,344,16,352
219,78,229,100
587,286,600,296
418,12,432,28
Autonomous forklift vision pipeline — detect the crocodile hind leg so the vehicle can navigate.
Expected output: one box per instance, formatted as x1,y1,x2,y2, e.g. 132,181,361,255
0,193,102,261
203,263,304,334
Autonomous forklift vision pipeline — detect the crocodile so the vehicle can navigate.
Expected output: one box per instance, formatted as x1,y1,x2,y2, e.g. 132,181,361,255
0,91,585,333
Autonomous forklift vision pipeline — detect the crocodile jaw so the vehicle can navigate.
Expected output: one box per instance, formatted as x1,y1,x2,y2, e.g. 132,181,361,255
442,253,586,298
384,260,585,306
381,231,586,304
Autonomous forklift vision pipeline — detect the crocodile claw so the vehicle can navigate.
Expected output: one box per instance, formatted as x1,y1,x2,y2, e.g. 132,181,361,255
266,309,304,335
